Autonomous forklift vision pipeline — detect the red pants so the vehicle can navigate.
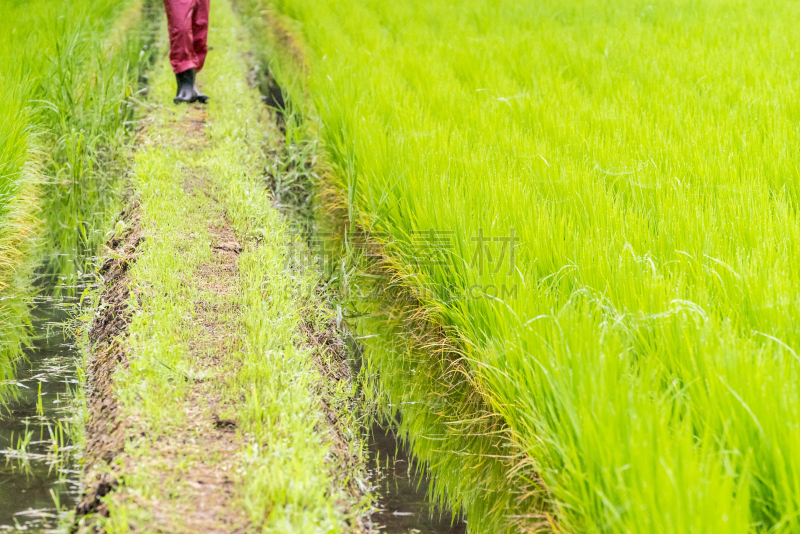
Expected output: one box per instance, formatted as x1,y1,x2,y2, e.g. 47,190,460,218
163,0,209,73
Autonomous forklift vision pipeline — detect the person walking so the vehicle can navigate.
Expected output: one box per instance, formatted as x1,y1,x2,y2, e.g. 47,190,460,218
163,0,210,103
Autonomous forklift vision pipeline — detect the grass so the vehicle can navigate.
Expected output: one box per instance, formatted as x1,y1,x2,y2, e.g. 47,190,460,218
245,0,800,532
0,0,155,400
83,1,370,530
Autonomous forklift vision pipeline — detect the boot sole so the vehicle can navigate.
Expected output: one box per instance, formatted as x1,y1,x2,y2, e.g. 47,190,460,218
173,96,209,104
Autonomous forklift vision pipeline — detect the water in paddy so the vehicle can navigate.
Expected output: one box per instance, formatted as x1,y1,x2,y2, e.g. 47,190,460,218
0,293,81,532
368,422,467,534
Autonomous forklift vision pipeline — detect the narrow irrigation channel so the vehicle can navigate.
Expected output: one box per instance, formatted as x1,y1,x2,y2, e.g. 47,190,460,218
0,289,81,531
253,80,469,533
246,42,470,529
368,422,466,534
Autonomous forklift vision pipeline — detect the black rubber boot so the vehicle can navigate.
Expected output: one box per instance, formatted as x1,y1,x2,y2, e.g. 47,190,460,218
174,68,197,104
193,84,209,104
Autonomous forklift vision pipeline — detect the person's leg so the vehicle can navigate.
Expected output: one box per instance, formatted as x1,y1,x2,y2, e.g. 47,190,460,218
192,0,210,73
163,0,198,74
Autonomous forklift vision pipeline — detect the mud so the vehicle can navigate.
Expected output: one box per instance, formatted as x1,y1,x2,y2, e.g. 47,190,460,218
300,316,374,531
75,200,143,519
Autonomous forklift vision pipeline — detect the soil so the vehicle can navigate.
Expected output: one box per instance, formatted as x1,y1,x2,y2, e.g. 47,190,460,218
75,199,143,518
300,317,372,528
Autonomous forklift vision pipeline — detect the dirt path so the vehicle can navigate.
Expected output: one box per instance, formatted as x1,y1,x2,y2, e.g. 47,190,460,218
112,109,247,533
77,106,250,533
73,2,371,532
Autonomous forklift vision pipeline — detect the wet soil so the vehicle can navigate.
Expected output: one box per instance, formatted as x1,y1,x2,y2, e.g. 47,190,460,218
74,201,143,519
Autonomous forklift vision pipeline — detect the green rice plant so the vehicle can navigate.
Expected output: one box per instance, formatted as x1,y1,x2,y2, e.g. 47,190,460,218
35,0,159,287
0,0,157,400
0,0,137,277
245,0,800,532
0,12,44,389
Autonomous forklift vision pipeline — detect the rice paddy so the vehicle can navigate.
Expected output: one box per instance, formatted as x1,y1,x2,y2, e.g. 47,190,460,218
0,0,151,396
253,0,800,532
2,0,799,532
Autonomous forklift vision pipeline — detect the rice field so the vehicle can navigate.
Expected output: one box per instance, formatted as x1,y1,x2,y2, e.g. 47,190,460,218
0,0,150,393
3,0,800,531
257,0,800,532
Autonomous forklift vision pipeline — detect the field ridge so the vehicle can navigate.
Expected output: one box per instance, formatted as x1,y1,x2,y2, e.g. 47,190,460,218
74,2,372,531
